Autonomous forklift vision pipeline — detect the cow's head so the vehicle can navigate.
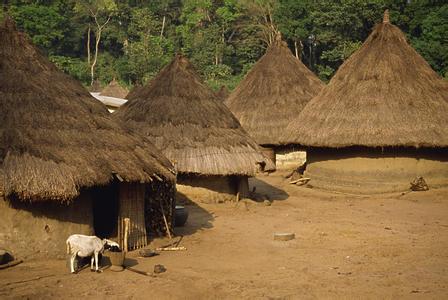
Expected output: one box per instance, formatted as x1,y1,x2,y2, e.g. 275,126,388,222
102,239,121,251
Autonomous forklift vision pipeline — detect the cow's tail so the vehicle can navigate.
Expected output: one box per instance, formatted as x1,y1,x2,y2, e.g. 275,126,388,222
66,241,71,255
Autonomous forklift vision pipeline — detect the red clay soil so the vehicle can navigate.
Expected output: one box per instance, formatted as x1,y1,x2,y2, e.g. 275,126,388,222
1,174,447,299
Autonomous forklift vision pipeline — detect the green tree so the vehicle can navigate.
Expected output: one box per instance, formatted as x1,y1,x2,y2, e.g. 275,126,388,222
309,0,385,80
275,0,312,59
397,1,448,78
122,7,174,84
74,0,118,85
9,3,67,55
4,0,446,88
177,0,216,70
237,0,279,46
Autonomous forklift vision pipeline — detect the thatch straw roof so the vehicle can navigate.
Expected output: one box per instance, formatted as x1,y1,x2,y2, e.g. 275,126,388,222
89,80,102,93
0,18,175,202
100,78,128,99
284,11,448,148
215,85,230,101
126,83,144,100
225,37,324,146
115,55,273,176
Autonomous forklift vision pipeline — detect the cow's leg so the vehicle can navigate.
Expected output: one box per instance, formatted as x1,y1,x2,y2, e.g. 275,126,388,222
90,255,95,271
94,252,100,272
70,253,77,273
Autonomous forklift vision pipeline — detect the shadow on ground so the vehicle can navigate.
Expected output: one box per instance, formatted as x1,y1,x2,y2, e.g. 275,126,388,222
249,177,289,201
173,191,215,236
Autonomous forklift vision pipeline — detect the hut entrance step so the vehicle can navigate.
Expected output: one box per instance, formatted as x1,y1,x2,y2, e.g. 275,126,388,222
92,184,119,239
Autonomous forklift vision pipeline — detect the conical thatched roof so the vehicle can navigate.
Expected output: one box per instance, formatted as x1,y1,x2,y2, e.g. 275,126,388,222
284,11,448,148
0,18,175,202
89,79,102,92
115,55,272,176
225,37,324,146
215,85,230,101
100,78,128,99
126,83,144,100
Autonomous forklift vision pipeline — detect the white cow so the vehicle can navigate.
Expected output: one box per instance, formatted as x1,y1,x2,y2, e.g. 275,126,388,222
66,234,120,273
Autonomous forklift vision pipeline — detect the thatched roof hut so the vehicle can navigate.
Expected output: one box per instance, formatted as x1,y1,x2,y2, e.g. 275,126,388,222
226,37,324,146
226,37,324,170
115,55,273,203
116,54,271,176
282,11,448,193
100,78,129,99
0,19,174,201
0,18,175,257
284,11,448,148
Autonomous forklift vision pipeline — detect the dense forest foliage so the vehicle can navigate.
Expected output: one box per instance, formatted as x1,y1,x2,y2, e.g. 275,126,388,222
2,0,447,90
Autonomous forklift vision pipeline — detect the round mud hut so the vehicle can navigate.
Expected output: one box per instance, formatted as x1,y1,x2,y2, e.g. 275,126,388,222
0,18,176,258
100,78,129,99
226,36,324,171
283,11,448,194
115,55,273,204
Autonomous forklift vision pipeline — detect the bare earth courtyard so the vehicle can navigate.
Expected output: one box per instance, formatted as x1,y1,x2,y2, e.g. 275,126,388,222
1,174,447,299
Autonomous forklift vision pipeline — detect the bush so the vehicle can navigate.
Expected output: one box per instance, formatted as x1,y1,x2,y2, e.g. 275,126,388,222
49,56,90,85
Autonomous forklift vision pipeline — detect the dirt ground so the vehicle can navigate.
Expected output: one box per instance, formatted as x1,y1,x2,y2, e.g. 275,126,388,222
1,173,448,299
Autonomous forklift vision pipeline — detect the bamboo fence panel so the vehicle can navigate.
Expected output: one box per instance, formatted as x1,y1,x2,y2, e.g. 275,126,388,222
118,183,147,250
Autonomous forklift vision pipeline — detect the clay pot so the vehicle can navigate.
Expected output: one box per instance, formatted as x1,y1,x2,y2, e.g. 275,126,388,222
108,251,125,272
174,205,188,227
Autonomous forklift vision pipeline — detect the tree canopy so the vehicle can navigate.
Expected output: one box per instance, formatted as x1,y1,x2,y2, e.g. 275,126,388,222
3,0,447,90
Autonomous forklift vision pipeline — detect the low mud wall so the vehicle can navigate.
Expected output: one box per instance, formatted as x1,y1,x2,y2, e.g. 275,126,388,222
305,147,448,194
0,193,94,259
260,147,276,165
177,175,248,204
275,146,306,171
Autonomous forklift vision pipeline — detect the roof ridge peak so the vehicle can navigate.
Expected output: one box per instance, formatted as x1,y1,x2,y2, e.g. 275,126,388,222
383,9,390,24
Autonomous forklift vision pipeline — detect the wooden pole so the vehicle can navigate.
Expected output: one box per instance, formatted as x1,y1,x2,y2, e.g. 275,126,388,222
160,203,172,240
123,218,130,253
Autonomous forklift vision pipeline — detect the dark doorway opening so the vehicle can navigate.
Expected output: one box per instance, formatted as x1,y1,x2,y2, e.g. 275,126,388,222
92,183,119,239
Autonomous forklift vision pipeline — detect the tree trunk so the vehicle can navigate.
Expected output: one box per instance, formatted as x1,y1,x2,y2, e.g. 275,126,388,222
123,38,128,55
90,15,111,86
160,15,166,38
220,27,225,64
294,40,301,59
215,47,219,65
87,24,91,67
91,28,101,86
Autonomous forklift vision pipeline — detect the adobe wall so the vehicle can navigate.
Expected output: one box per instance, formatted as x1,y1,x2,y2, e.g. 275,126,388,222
0,193,94,259
275,146,307,171
260,147,276,165
305,148,448,194
176,175,248,204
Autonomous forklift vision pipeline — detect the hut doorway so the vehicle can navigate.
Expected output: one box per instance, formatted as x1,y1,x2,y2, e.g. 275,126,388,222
92,183,119,239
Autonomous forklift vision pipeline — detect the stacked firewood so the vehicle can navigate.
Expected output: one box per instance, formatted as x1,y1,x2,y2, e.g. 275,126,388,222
145,181,176,237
